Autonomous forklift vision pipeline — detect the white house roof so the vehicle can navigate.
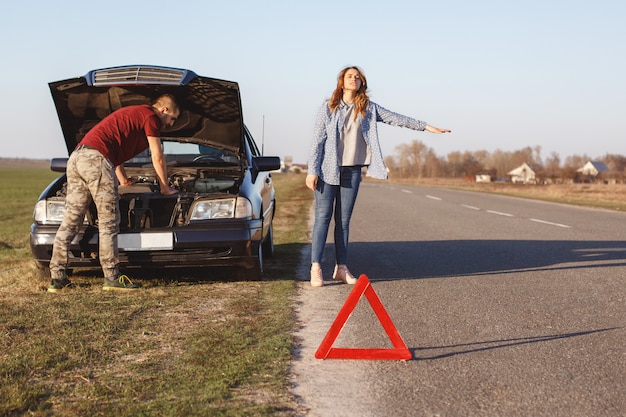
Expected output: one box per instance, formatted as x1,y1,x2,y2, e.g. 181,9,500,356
508,162,536,177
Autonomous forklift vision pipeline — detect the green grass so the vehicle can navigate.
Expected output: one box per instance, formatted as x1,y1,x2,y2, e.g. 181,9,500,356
0,169,311,416
0,167,60,267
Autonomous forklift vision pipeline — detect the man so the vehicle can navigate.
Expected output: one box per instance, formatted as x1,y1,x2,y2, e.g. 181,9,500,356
48,94,180,292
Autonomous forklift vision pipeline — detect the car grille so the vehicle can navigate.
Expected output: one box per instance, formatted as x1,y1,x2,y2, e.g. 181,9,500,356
92,66,187,85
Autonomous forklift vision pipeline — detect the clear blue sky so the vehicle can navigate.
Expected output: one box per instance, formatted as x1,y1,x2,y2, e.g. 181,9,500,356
1,0,624,164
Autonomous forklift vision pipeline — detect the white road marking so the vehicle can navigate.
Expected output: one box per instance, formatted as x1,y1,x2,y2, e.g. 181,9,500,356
486,210,514,217
396,187,572,229
530,218,572,228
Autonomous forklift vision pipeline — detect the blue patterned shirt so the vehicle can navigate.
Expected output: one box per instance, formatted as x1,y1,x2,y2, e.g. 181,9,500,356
307,100,427,185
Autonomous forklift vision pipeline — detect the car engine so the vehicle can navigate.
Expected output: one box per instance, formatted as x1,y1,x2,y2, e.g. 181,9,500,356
55,168,241,230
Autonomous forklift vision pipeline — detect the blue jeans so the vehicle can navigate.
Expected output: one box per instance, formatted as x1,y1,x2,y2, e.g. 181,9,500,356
311,166,362,265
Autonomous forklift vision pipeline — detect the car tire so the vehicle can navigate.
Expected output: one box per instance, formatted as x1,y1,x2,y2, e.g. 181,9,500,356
233,242,263,281
247,262,262,281
262,223,274,258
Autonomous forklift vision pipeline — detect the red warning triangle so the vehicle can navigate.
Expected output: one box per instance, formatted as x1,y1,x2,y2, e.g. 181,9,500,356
315,274,412,360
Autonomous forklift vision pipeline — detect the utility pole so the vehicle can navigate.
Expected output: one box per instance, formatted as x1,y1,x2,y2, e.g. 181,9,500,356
262,115,265,155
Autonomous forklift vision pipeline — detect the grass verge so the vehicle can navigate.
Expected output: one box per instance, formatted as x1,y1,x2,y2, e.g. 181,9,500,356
0,169,311,416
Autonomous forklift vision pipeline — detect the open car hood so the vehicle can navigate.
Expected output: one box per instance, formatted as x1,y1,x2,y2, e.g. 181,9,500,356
49,65,243,155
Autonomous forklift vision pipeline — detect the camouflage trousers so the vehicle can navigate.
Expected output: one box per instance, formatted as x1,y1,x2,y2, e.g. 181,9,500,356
50,148,121,280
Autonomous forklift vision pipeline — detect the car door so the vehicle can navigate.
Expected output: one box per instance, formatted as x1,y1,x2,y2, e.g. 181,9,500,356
244,128,274,231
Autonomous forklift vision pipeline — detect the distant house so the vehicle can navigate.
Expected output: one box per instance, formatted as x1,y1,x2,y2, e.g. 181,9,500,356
508,163,536,184
577,161,609,177
475,174,492,183
289,163,308,174
475,168,497,183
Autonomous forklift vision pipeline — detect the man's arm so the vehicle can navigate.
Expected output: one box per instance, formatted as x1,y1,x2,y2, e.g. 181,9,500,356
115,164,134,186
147,136,178,195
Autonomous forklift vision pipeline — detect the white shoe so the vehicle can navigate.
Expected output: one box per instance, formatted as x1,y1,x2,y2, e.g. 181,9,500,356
333,265,357,284
310,266,324,287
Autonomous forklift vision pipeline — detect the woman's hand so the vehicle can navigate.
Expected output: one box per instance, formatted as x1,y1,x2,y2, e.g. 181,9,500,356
305,174,318,191
425,125,451,134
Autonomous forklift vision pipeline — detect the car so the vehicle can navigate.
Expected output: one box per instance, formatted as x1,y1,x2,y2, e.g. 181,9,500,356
30,65,281,280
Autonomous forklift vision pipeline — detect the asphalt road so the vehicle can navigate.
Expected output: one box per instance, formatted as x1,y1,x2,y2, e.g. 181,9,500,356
291,181,625,417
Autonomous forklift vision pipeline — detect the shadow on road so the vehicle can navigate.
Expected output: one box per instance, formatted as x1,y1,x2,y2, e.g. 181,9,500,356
344,240,626,280
411,327,621,360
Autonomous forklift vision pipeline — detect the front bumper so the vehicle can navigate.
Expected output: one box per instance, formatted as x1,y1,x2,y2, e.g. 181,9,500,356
30,221,263,270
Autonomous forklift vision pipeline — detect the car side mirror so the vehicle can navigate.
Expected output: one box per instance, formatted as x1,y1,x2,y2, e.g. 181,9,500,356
51,158,69,172
251,156,281,182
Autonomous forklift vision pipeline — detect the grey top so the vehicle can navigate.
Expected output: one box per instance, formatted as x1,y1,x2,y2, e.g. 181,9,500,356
339,101,371,166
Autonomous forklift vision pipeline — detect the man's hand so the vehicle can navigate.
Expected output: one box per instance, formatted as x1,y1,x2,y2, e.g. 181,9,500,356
160,186,179,196
148,136,178,196
120,178,137,187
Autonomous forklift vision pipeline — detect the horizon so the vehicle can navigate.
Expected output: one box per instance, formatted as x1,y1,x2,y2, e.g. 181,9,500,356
1,1,624,164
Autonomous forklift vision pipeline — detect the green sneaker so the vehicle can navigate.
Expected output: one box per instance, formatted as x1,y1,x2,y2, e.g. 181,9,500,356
102,275,141,291
48,278,73,293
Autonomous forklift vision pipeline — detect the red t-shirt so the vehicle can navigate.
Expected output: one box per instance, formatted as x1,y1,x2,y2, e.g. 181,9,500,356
78,104,161,166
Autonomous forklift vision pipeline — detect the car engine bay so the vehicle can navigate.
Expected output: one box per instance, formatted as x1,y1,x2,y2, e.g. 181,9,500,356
53,167,242,230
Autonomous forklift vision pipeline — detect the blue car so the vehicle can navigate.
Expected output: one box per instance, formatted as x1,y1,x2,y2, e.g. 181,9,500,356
30,65,280,280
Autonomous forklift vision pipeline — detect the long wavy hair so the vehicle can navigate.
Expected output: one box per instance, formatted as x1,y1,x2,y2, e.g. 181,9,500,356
328,66,369,120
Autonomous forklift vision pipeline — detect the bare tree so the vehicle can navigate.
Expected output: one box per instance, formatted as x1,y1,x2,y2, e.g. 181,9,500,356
563,154,591,182
385,140,625,183
425,149,445,178
544,152,561,183
445,151,466,178
462,152,483,178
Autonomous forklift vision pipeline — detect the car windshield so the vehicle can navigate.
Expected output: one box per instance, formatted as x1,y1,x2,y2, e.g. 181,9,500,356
127,141,239,166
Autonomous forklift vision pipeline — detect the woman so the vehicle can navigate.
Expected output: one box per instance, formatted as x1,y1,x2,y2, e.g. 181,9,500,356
306,66,450,287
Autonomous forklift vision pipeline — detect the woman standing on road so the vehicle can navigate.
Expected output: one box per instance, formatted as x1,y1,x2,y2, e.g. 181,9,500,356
306,66,451,287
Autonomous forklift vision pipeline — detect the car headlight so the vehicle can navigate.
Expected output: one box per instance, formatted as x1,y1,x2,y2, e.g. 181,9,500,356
34,200,66,224
190,197,252,220
33,199,88,225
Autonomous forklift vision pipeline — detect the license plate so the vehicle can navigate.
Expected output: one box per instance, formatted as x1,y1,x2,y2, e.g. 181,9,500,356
118,232,173,251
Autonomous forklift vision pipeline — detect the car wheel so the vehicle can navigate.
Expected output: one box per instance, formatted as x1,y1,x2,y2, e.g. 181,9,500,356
248,241,263,280
234,243,263,281
262,223,274,258
247,263,262,281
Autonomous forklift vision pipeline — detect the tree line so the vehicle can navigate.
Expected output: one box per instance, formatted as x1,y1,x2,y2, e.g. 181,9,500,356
384,141,626,183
